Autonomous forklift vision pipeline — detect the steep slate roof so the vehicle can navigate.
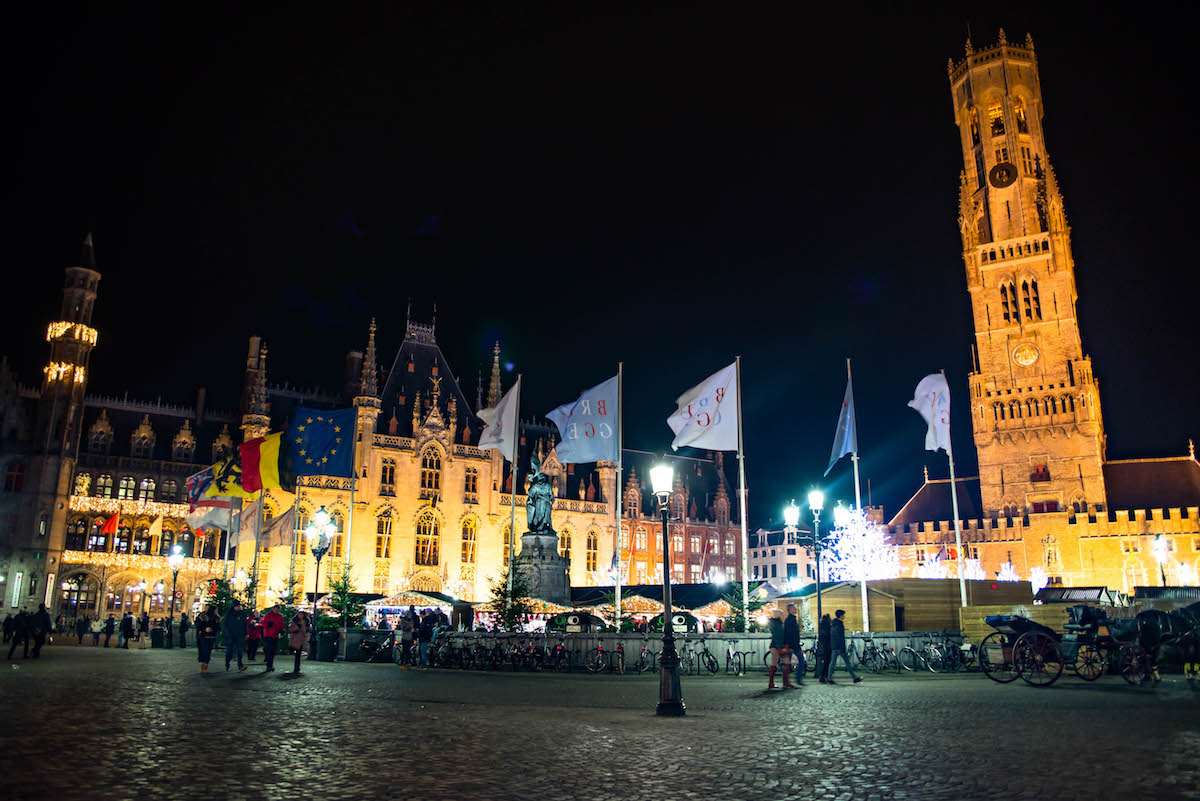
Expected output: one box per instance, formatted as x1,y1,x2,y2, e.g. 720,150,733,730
1102,457,1200,511
888,477,983,527
377,318,479,444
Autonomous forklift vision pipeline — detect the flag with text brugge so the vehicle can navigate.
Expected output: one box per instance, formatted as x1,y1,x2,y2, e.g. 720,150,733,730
667,362,738,451
478,377,520,461
908,373,952,453
546,374,618,464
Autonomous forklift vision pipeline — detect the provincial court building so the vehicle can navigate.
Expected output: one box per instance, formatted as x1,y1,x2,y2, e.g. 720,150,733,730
883,32,1199,593
0,253,745,619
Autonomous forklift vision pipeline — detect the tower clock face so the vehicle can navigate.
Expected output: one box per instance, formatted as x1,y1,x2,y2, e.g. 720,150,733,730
989,162,1018,188
1012,344,1040,367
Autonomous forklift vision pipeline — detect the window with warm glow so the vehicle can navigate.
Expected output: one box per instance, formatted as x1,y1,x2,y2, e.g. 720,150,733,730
461,517,477,564
585,530,598,572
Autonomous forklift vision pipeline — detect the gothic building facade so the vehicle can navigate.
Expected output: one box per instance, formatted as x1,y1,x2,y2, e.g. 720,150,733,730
885,33,1200,593
0,243,745,619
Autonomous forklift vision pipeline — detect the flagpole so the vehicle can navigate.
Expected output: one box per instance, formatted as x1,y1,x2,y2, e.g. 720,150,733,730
735,356,750,633
941,369,968,608
290,483,301,604
614,362,623,624
251,490,264,606
848,358,869,632
506,375,522,603
223,503,233,579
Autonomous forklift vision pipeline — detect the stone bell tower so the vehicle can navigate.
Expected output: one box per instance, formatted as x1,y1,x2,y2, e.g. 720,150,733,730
949,31,1107,516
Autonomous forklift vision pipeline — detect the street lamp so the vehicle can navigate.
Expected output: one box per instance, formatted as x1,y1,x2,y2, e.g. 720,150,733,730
136,580,148,617
305,505,336,662
167,545,184,649
808,489,825,628
649,462,684,717
1152,535,1169,587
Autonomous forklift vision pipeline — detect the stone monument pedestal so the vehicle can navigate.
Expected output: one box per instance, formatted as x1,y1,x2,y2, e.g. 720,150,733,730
514,531,570,606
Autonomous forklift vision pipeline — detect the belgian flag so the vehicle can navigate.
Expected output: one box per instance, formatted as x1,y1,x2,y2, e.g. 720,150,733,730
239,432,296,493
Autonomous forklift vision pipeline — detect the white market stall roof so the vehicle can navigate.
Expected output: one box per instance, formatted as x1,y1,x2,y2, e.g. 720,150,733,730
366,591,454,610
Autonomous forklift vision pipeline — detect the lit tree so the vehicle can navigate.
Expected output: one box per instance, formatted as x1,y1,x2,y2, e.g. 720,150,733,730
964,559,985,580
819,506,900,582
996,562,1020,582
916,556,947,579
1029,566,1049,593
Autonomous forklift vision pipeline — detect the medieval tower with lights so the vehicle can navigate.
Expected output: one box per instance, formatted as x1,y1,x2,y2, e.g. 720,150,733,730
950,31,1107,518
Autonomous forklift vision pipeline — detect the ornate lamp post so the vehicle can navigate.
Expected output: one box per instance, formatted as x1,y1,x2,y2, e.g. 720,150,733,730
650,462,684,717
305,505,336,661
167,545,184,649
807,489,825,626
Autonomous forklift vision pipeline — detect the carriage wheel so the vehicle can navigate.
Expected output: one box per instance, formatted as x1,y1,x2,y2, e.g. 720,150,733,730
1118,644,1148,686
1074,644,1104,681
979,632,1019,683
1015,632,1064,686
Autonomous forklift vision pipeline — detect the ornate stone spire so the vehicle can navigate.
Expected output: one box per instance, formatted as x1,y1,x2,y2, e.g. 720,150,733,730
359,318,379,398
1190,439,1196,460
1024,32,1035,50
411,390,421,433
487,342,502,407
997,27,1007,46
625,466,638,491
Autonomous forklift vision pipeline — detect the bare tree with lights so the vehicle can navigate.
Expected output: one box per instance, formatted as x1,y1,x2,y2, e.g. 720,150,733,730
818,506,900,583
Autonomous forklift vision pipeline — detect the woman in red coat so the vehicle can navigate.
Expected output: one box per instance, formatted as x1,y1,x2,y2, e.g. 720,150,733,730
259,606,286,672
245,616,263,662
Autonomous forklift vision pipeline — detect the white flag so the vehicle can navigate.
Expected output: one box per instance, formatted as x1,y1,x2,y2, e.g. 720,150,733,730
908,373,952,453
546,374,619,464
478,376,520,461
186,498,231,531
261,505,296,549
667,362,738,451
236,498,261,545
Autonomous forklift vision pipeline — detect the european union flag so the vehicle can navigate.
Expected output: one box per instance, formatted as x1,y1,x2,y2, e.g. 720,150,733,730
289,407,356,477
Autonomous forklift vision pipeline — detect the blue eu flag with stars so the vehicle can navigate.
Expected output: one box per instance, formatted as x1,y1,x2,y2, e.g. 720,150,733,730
289,407,356,477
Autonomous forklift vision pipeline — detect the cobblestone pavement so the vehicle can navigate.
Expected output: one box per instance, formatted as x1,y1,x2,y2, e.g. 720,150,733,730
3,644,1199,801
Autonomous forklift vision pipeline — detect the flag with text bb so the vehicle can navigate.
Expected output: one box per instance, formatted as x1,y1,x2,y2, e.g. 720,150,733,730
289,407,356,477
546,375,619,464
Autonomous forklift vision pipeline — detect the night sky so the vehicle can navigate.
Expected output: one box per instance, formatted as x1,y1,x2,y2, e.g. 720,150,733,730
4,5,1196,526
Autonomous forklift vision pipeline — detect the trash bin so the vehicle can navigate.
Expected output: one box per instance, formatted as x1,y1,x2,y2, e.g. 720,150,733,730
150,628,164,648
318,631,338,662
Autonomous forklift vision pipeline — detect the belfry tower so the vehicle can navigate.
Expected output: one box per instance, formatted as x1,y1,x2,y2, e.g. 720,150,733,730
950,31,1107,516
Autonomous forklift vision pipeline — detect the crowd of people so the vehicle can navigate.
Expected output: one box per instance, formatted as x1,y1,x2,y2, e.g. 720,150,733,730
766,605,862,689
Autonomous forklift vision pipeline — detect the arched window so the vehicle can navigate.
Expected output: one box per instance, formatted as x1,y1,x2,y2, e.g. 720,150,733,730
993,402,1003,422
968,106,981,145
375,512,392,558
1048,397,1058,415
114,525,131,553
161,480,178,502
635,527,647,551
1022,281,1033,320
1029,280,1041,319
502,524,512,568
1072,498,1088,514
673,533,684,552
139,477,156,501
1013,96,1029,134
415,510,439,566
87,518,108,551
90,431,111,454
461,517,477,564
159,527,175,556
1026,399,1038,417
66,517,87,550
558,526,572,563
95,474,112,497
988,100,1004,136
670,493,685,519
60,573,100,616
586,530,598,572
131,435,153,459
118,476,136,499
464,467,478,495
420,447,442,493
4,462,25,493
1009,401,1021,419
173,440,194,462
1063,395,1075,413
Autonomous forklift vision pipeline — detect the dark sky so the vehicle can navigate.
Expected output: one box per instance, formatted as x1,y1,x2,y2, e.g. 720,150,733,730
4,5,1196,526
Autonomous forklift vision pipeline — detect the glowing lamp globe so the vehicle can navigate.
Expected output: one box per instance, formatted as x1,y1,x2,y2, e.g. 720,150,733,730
313,506,330,529
1151,536,1168,564
782,500,800,528
649,464,674,499
833,503,851,528
807,489,824,512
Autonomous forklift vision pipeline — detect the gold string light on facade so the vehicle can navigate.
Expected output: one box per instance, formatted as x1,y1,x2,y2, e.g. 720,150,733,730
60,549,230,574
69,496,191,519
47,321,99,345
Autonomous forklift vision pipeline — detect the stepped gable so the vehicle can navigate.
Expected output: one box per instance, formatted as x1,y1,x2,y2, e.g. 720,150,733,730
79,395,235,464
888,477,984,528
1102,456,1200,511
377,314,476,443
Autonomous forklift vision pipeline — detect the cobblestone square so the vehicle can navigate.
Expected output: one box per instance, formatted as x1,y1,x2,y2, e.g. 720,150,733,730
4,645,1199,801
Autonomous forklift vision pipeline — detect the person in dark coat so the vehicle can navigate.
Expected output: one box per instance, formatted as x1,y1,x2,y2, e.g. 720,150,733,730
194,604,220,675
103,615,116,647
7,609,31,659
817,614,832,683
178,612,191,647
418,610,434,668
245,615,262,661
223,600,248,671
75,615,89,645
783,603,804,687
30,603,54,658
120,613,135,648
138,611,151,649
824,609,861,684
766,609,785,689
3,613,13,644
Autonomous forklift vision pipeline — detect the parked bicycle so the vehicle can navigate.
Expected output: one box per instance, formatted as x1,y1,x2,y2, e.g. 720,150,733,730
585,639,625,673
634,636,658,674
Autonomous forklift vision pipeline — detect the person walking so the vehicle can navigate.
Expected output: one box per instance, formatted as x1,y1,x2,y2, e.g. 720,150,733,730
817,613,832,684
7,608,31,659
90,616,103,646
120,612,135,649
418,610,433,668
75,615,89,645
194,604,220,676
138,611,150,649
103,614,116,647
223,600,248,672
782,603,804,687
288,611,312,674
178,612,190,648
260,606,285,672
398,614,414,668
824,609,862,684
30,603,54,658
2,613,12,644
245,614,262,662
766,609,785,689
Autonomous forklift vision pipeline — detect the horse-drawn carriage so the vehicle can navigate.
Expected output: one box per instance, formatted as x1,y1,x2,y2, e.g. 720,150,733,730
979,602,1200,687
